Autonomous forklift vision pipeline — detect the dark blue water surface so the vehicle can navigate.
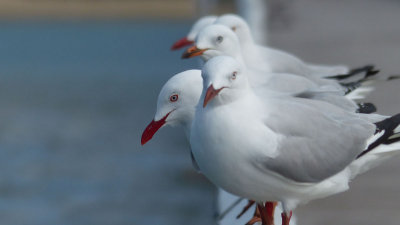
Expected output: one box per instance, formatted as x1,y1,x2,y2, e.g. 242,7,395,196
0,20,215,225
0,21,197,78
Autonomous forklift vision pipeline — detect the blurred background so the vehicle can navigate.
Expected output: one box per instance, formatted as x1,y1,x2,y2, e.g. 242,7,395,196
0,0,399,224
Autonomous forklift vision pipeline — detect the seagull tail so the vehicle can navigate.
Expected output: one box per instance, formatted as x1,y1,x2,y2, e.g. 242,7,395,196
345,85,375,100
344,73,400,101
349,114,400,178
339,65,379,99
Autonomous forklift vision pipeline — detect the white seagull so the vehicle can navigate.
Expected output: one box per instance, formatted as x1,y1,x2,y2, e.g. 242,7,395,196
182,15,378,100
141,68,377,225
214,14,351,78
190,56,400,225
182,24,374,113
177,14,378,82
171,16,217,50
141,70,293,225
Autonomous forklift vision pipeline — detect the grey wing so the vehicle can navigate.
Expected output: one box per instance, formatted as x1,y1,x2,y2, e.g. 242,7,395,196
256,98,376,183
296,88,358,112
254,72,357,112
262,47,310,76
306,64,349,77
261,73,318,95
263,47,346,87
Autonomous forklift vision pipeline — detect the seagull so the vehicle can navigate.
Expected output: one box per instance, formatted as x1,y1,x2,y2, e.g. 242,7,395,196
214,13,381,84
176,14,378,82
141,69,289,225
171,16,217,50
141,70,203,146
217,13,384,100
141,67,378,225
182,15,379,99
181,24,375,113
190,56,400,225
214,14,352,77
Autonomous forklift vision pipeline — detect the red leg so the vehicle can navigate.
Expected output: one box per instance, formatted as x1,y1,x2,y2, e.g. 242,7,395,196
265,202,277,224
258,204,268,225
242,201,278,225
237,200,255,219
258,202,277,225
281,211,292,225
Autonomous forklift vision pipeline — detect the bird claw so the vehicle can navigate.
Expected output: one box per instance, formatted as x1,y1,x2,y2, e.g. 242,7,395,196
245,215,262,225
236,201,278,225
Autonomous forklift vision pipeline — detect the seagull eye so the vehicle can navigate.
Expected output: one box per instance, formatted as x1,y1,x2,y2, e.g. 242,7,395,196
216,36,223,43
169,94,179,102
231,26,236,31
231,71,237,80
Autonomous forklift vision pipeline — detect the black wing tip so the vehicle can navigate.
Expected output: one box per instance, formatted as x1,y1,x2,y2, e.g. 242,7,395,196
375,113,400,132
342,81,362,95
383,134,400,145
388,75,400,81
357,113,400,159
356,102,377,114
349,64,376,73
365,69,380,78
340,67,381,95
326,64,379,82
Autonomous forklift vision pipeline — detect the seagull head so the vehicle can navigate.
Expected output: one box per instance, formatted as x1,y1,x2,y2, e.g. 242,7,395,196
141,70,203,145
215,14,253,44
182,24,241,61
171,15,217,50
201,56,248,108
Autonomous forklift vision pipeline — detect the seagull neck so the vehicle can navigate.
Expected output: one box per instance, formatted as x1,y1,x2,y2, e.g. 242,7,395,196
241,39,259,61
183,122,192,140
238,27,256,49
234,55,247,68
182,109,195,139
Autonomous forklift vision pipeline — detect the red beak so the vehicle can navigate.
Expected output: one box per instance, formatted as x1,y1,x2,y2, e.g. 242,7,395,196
182,45,208,59
141,112,170,145
203,85,223,108
171,37,194,50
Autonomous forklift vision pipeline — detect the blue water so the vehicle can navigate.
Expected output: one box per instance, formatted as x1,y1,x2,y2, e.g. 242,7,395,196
0,21,215,225
0,21,197,78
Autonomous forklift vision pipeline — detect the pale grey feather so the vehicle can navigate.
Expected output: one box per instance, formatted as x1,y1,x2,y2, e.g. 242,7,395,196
252,72,358,112
296,89,358,112
254,97,376,183
249,71,318,98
